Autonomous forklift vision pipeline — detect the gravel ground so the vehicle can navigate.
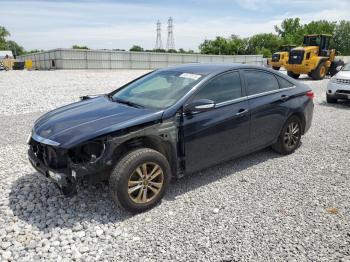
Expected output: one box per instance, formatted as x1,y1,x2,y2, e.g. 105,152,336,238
0,70,349,261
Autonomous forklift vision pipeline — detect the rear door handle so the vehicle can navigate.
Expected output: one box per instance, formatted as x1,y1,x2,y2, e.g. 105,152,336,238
235,108,249,116
280,94,290,101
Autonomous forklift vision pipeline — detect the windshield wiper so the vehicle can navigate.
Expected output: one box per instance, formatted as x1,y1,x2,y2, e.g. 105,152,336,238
113,98,144,108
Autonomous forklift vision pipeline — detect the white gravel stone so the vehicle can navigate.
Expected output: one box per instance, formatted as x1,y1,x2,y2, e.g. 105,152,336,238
2,251,12,260
96,228,104,237
212,208,220,214
0,70,349,261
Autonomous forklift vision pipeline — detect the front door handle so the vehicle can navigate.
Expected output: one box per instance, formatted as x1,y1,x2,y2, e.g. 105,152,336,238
280,94,290,101
235,108,249,116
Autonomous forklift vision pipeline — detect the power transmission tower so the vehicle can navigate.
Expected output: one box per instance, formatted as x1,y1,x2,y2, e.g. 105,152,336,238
166,17,175,50
155,20,163,50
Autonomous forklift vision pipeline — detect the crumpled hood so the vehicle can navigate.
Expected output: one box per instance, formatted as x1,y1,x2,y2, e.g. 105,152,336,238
33,96,163,148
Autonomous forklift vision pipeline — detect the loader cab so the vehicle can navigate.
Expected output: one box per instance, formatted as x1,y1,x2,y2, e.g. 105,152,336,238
280,45,296,52
303,34,331,57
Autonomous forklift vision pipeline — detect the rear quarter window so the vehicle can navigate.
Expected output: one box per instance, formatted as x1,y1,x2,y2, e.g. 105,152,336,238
276,76,294,89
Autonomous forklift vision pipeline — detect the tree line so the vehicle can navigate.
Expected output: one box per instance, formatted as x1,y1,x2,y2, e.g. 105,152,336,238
1,18,350,57
199,18,350,57
72,44,196,54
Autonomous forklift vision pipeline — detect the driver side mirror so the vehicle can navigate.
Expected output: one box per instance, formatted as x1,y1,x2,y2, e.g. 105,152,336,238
184,99,215,113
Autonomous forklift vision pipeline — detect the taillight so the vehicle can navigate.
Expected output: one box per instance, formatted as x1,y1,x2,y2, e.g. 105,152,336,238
306,90,314,99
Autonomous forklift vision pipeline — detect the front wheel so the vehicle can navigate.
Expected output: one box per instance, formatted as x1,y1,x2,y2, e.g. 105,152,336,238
287,71,300,79
311,61,327,80
272,116,302,155
109,148,171,213
326,95,337,103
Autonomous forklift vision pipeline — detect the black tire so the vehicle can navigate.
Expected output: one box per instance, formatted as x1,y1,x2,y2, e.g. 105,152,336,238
61,184,77,196
307,72,313,78
329,59,345,77
287,71,300,79
109,148,171,213
326,95,337,103
272,66,280,71
272,116,302,155
311,61,327,80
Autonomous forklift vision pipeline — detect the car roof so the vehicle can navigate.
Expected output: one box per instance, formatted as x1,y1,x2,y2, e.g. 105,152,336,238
161,63,268,75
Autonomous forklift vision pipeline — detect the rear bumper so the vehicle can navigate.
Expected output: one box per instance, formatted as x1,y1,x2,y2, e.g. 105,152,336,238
303,100,314,134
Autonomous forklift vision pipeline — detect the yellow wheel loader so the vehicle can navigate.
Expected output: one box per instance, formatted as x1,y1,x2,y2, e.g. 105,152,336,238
284,34,344,80
269,45,296,71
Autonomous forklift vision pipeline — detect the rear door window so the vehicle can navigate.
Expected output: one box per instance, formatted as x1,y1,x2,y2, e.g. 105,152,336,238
192,71,242,103
244,70,279,96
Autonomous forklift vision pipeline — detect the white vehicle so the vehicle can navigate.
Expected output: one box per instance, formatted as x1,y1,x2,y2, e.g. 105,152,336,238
327,63,350,103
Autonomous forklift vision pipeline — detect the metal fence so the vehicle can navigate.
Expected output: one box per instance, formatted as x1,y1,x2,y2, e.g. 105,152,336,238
17,48,264,70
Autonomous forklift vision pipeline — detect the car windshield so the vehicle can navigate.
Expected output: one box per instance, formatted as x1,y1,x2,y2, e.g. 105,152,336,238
342,63,350,71
111,70,204,109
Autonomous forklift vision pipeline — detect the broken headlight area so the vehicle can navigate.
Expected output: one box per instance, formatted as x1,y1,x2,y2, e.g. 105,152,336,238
68,139,106,165
29,139,68,170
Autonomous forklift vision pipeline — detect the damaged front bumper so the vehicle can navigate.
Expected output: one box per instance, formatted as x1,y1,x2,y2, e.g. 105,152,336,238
28,146,76,191
27,134,112,195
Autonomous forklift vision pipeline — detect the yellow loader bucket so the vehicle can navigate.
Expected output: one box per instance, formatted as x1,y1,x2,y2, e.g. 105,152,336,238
25,60,33,70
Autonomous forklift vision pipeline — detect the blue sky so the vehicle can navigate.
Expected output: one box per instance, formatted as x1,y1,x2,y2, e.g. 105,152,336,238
1,0,350,51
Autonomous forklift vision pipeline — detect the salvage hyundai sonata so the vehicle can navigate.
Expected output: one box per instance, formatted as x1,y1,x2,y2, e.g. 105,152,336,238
27,64,314,213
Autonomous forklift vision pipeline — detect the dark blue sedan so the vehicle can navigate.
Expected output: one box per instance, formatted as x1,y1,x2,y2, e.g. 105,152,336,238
28,64,314,213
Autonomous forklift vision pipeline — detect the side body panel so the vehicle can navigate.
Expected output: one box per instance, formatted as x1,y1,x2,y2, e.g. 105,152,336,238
182,100,250,173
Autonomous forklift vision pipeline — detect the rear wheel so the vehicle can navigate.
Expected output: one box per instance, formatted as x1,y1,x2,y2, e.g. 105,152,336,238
311,61,327,80
326,95,337,103
272,116,302,155
287,71,300,79
109,148,171,213
272,66,280,71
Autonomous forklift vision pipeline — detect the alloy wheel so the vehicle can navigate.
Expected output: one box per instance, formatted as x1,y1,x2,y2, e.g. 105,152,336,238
127,162,164,204
284,122,300,149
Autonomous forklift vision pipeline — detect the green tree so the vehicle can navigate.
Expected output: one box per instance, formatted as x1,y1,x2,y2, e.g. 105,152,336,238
72,45,89,50
227,35,247,55
246,33,282,55
199,36,229,55
199,35,247,55
303,20,336,35
167,49,177,53
256,47,272,58
275,18,304,45
6,40,25,56
334,20,350,55
25,49,44,54
0,26,10,49
178,48,196,54
129,45,144,52
153,48,166,53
